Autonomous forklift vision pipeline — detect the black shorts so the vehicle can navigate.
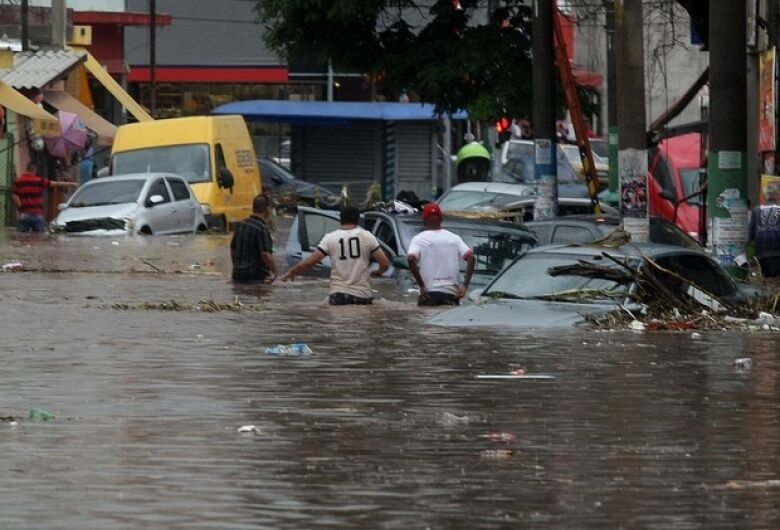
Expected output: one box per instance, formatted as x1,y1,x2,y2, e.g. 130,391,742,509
418,291,460,306
329,293,373,305
759,256,780,277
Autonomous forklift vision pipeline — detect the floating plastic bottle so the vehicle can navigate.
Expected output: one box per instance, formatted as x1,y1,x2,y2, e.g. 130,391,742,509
264,343,313,356
29,408,55,421
733,357,753,369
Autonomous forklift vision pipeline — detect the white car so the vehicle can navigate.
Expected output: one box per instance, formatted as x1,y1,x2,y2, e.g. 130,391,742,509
52,173,207,235
436,181,536,213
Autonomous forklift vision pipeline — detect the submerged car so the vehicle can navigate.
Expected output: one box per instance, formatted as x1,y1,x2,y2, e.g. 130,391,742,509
525,214,703,250
429,243,759,329
436,182,536,213
286,206,538,289
52,173,207,235
258,157,339,209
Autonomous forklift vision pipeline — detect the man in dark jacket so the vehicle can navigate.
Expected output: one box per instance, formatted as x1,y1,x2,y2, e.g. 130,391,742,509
230,194,277,283
748,184,780,277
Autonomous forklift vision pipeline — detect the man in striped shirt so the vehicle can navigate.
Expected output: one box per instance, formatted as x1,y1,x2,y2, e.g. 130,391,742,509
12,162,77,232
230,194,278,284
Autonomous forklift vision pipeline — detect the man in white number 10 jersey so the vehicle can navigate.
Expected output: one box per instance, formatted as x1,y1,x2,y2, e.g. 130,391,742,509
282,205,390,304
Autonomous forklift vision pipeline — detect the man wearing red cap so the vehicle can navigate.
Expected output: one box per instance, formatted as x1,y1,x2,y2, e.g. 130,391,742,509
407,203,475,306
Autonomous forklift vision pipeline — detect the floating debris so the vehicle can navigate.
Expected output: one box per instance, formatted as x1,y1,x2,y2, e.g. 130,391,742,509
237,425,261,435
476,374,556,380
29,408,55,422
2,261,23,272
104,299,267,313
265,343,313,356
480,449,515,460
732,357,753,369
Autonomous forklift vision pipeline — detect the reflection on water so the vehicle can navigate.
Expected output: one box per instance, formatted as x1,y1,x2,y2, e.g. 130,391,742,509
1,226,779,529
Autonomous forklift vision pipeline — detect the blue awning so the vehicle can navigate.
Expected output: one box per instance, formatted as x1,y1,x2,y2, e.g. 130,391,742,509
211,99,467,125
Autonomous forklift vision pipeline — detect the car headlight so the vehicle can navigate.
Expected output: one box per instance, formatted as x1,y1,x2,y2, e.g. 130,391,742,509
124,217,134,231
201,203,211,215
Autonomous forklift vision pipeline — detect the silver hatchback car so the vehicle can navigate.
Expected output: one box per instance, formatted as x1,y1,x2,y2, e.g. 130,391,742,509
52,173,207,235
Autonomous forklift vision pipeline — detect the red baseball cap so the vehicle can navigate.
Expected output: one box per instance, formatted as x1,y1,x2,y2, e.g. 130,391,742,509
422,203,443,220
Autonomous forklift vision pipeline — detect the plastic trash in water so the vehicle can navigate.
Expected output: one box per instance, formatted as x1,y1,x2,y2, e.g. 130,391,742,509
441,411,470,426
29,408,55,421
733,357,753,369
629,319,646,331
264,343,313,356
480,449,515,460
237,425,261,435
2,261,23,272
480,432,518,443
476,374,556,380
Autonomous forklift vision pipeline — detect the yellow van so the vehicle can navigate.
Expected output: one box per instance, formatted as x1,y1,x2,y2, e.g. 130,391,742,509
110,115,261,231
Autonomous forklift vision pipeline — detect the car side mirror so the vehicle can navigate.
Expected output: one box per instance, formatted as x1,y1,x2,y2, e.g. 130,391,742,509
218,167,235,189
392,255,409,270
271,175,284,185
57,202,68,211
658,190,676,203
148,194,164,206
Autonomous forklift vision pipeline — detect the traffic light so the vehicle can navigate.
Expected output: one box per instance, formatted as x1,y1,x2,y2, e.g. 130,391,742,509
496,117,511,143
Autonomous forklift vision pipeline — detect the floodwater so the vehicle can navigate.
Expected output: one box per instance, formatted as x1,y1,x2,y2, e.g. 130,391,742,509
1,218,779,529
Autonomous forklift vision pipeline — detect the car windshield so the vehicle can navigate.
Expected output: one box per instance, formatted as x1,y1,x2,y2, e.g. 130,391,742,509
483,252,630,301
438,190,530,211
506,142,534,161
500,156,580,185
69,180,145,207
399,221,535,276
111,144,211,184
590,139,608,159
680,168,704,205
262,159,296,184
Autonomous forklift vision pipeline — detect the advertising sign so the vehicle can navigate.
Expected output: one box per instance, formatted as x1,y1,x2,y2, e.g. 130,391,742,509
758,47,776,152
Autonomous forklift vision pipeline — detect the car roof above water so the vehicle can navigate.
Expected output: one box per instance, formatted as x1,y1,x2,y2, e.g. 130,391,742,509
525,241,703,260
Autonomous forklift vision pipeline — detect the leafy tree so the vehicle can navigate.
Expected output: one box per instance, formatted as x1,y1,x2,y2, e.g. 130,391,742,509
255,0,534,121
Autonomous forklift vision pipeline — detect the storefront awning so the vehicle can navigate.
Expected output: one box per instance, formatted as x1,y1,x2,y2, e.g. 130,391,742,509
571,67,604,88
82,51,153,123
0,80,59,135
43,90,117,145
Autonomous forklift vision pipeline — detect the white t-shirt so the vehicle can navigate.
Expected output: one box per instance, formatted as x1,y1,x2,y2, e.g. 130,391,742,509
407,229,472,295
317,227,380,298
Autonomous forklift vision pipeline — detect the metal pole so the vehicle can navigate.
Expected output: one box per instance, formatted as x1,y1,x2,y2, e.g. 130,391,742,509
707,0,748,275
21,0,29,52
443,116,453,192
616,0,648,241
150,0,157,118
604,0,619,205
327,61,334,102
532,0,558,219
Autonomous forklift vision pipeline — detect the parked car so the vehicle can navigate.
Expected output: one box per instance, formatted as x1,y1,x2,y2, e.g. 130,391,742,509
436,182,536,213
438,181,616,222
52,173,207,235
429,243,759,328
286,206,538,289
648,133,705,239
558,143,609,188
498,138,605,191
258,157,339,209
525,214,703,250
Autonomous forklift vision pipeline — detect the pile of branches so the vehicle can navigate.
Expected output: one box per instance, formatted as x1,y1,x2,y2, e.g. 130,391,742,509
97,299,267,313
548,248,779,330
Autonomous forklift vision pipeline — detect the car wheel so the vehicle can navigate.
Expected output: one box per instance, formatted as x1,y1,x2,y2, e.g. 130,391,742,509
139,226,153,235
196,223,208,233
209,215,227,233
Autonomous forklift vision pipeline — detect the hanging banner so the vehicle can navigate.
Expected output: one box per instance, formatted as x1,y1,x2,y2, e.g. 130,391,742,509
758,47,776,152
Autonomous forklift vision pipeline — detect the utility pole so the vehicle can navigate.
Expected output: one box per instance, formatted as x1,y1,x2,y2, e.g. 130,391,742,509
52,0,65,48
21,0,29,52
150,0,157,118
615,0,648,241
707,0,747,274
604,0,619,205
532,0,558,219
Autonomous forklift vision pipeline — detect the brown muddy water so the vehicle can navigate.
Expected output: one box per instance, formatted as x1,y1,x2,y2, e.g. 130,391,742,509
1,219,779,529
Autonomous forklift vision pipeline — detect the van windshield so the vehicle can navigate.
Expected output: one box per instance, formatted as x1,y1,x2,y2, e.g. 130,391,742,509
111,144,212,184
